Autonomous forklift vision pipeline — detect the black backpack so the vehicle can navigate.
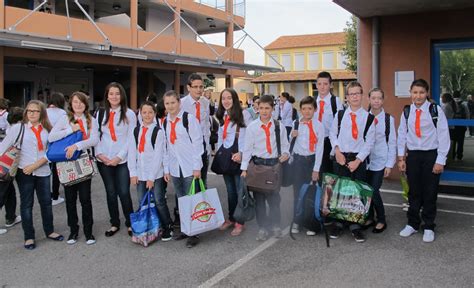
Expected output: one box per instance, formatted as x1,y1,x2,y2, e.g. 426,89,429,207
403,103,438,129
367,108,391,143
133,125,160,149
290,183,329,247
162,111,191,141
337,109,375,141
316,95,338,116
281,120,299,187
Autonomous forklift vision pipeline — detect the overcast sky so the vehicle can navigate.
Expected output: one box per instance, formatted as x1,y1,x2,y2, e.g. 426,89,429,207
201,0,352,66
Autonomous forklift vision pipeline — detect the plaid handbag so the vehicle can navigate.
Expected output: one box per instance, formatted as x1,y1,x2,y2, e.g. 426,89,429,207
0,124,25,181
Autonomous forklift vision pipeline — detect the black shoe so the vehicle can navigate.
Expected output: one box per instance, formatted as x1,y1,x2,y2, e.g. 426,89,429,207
362,220,375,230
128,228,133,237
24,240,36,250
174,233,188,241
329,226,343,239
105,227,120,237
186,236,200,248
47,233,64,241
66,233,78,245
161,228,173,242
372,223,387,234
173,216,181,228
352,229,366,243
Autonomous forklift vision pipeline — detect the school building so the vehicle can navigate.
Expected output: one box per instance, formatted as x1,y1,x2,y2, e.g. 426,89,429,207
252,32,356,103
0,0,277,109
334,0,474,189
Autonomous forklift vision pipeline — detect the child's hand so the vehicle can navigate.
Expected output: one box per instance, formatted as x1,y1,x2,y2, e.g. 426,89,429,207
335,148,346,166
65,144,78,159
241,171,247,178
109,157,121,166
347,159,361,172
130,176,138,185
146,180,154,190
432,163,444,174
193,170,201,179
291,130,298,138
384,168,391,178
164,174,171,182
71,123,81,132
398,159,406,172
279,153,289,163
231,152,242,163
312,171,319,182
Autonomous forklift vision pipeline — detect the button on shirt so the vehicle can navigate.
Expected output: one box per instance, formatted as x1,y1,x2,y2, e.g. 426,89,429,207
163,111,204,178
0,122,50,176
291,117,325,172
128,123,165,181
48,114,99,152
181,94,211,154
217,110,252,152
315,94,344,137
94,108,137,164
329,107,376,162
397,101,450,165
241,119,290,171
367,110,397,171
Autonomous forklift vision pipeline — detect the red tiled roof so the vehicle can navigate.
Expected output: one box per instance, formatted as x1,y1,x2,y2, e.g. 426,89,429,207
251,71,356,83
265,32,347,50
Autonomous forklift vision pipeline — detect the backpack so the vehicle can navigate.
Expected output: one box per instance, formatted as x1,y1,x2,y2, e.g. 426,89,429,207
403,103,438,129
133,125,160,149
292,107,298,121
368,108,391,143
281,120,299,187
162,112,191,141
290,183,330,247
336,109,375,141
315,95,338,116
453,101,467,119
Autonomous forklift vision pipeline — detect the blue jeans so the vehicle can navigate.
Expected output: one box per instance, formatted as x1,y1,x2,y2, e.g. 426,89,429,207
171,175,194,198
367,169,386,224
16,170,54,241
137,178,172,228
97,162,133,228
254,191,281,230
223,174,243,224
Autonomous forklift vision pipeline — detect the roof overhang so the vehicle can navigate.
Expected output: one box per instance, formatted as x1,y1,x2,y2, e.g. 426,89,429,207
0,30,281,73
333,0,474,18
252,71,356,83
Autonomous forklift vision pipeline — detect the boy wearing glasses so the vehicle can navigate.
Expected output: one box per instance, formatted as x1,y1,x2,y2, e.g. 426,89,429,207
328,81,376,243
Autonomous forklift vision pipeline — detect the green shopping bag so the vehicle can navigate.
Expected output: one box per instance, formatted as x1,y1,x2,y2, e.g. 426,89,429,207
400,172,409,201
321,173,373,224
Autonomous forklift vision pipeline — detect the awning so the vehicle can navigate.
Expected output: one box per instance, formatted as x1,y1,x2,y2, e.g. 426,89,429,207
252,71,356,83
0,30,281,73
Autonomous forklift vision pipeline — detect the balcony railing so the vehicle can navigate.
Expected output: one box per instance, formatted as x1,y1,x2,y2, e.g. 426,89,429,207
194,0,246,18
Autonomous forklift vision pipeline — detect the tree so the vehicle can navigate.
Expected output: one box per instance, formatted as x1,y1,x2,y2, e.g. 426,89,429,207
440,49,474,98
342,15,357,73
203,78,214,89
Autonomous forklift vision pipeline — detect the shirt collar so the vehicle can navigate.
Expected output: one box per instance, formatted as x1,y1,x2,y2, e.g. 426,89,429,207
317,93,331,102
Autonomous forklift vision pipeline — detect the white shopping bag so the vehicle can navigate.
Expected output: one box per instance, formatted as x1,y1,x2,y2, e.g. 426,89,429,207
178,179,225,236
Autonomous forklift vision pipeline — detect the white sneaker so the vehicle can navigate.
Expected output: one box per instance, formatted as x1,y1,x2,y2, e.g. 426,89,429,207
291,223,299,234
0,228,7,235
423,230,435,243
52,197,65,206
399,225,417,237
306,230,316,236
5,215,22,228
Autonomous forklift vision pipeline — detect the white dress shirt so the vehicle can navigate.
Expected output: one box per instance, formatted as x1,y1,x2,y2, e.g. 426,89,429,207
241,118,290,171
163,110,204,178
94,108,137,164
0,110,9,130
180,94,211,155
0,122,50,176
329,107,376,162
367,110,397,171
217,110,252,153
397,101,450,165
291,116,325,172
315,94,344,137
127,123,165,181
46,107,67,127
277,101,293,127
48,114,99,152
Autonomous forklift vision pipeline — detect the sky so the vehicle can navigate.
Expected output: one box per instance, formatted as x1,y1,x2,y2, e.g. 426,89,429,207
201,0,352,66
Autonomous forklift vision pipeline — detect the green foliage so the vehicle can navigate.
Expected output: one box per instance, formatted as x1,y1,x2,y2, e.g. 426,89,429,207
342,15,357,72
440,49,474,98
203,78,215,89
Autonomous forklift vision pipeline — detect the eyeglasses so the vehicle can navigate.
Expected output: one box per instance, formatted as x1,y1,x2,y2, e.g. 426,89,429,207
347,92,362,97
26,109,41,114
190,85,204,90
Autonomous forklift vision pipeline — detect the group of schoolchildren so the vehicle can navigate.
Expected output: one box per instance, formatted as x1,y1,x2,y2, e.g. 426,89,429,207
0,71,450,251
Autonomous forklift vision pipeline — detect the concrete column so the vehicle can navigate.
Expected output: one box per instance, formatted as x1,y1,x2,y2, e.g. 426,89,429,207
253,84,259,95
130,0,138,48
130,61,138,110
339,81,344,98
308,82,313,96
225,0,234,61
174,1,182,54
279,82,284,94
175,67,181,94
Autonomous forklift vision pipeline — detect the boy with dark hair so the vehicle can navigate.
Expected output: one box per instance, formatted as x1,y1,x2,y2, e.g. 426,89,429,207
241,95,290,241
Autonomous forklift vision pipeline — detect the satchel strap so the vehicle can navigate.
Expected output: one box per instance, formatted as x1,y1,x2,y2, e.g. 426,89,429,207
14,124,25,149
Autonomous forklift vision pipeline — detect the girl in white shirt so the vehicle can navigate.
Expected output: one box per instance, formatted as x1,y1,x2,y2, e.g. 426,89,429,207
215,88,251,236
128,101,172,241
0,100,64,249
48,92,99,245
95,82,137,238
365,88,397,234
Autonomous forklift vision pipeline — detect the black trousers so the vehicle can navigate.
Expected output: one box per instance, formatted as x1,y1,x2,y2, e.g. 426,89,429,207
292,154,315,215
64,179,94,238
319,137,333,183
50,163,61,200
406,150,440,230
0,180,17,222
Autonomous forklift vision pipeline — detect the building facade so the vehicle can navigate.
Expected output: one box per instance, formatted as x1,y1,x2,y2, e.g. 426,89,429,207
252,32,356,103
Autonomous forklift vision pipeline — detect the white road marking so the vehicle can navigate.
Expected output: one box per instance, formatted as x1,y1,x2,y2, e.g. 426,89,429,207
384,203,474,216
198,226,290,288
380,189,474,201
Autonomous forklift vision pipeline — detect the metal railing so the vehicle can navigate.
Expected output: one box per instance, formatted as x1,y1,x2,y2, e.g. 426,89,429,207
194,0,246,18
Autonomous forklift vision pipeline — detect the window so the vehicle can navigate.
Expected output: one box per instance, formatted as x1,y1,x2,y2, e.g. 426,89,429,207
308,52,319,70
268,54,280,68
281,54,291,71
338,52,348,69
323,51,334,69
294,53,305,71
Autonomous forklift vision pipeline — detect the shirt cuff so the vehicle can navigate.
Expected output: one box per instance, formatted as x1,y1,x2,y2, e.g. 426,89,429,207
435,155,446,166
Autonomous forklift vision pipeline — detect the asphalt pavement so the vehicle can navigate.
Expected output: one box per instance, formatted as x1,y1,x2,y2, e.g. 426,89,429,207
0,173,473,287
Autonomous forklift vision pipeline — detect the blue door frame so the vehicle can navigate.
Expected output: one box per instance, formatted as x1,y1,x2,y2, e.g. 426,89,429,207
432,40,474,183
